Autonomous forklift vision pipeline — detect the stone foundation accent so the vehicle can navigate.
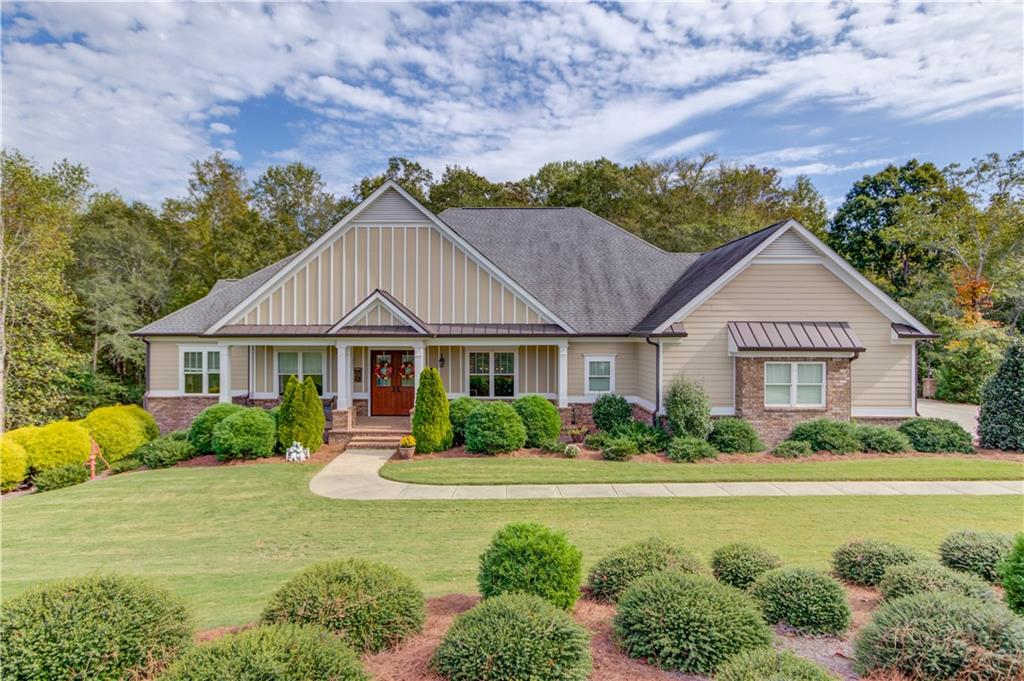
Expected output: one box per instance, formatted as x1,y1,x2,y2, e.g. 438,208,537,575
734,356,852,446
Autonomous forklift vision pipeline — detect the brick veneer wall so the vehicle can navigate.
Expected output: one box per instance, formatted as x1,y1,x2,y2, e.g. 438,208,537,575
734,356,852,445
147,395,337,434
558,401,655,431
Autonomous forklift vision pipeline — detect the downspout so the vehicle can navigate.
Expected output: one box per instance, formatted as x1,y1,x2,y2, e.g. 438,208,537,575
142,339,151,410
646,337,660,426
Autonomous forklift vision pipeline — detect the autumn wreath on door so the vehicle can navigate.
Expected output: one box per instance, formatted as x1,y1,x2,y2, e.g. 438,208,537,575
400,361,415,382
374,358,393,384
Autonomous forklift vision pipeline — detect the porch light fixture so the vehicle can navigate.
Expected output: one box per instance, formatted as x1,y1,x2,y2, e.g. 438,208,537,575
439,354,446,368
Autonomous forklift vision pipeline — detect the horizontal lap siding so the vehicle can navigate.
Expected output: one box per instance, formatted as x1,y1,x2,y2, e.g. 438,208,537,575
566,341,639,396
150,342,180,391
662,264,912,410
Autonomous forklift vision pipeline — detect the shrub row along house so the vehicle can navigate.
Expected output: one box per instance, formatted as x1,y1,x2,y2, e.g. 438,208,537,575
134,181,936,444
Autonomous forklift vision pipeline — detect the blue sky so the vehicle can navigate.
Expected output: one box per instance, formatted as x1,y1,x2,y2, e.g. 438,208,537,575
3,2,1021,208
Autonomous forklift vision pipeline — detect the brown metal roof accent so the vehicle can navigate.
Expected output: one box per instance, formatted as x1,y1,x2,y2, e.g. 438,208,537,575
891,323,939,339
369,289,435,334
331,325,422,336
215,324,333,336
212,323,567,338
727,321,865,352
434,323,566,336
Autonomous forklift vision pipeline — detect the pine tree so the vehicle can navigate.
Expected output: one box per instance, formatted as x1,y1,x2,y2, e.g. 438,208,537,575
978,340,1024,451
411,368,452,453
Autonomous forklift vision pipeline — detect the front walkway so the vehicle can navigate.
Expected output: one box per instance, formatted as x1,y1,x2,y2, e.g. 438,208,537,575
309,450,1024,500
918,398,980,437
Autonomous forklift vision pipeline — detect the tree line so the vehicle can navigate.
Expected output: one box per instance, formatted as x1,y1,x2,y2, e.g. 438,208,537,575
2,149,1021,429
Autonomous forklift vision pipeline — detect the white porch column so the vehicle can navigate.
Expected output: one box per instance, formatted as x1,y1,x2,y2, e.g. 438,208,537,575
557,340,569,408
218,343,232,404
335,341,352,410
412,341,426,391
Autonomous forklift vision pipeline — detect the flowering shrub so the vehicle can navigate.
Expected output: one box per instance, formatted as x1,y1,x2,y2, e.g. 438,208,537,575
399,435,416,448
285,442,310,462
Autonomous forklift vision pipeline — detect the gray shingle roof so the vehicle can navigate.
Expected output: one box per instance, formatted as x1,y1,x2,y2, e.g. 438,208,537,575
440,207,700,334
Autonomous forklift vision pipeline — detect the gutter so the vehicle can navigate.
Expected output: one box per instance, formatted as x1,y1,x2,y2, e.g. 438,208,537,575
143,339,151,410
645,336,661,426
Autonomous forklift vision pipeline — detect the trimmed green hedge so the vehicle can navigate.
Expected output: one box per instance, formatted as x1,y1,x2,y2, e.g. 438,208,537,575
855,425,912,453
0,574,193,681
212,408,276,460
123,404,160,440
33,463,88,492
666,435,717,462
135,437,194,469
261,558,424,653
854,592,1024,681
430,594,591,681
999,533,1024,614
1,438,28,491
514,395,562,448
898,417,973,453
614,572,771,675
587,537,703,603
610,420,669,453
716,648,837,681
601,434,639,461
478,522,582,610
939,529,1013,582
84,405,151,462
109,456,143,474
412,368,453,453
710,543,782,590
449,396,482,445
159,624,367,681
465,402,526,455
979,340,1024,450
20,421,91,473
789,418,860,454
591,393,632,432
189,403,244,454
771,439,814,458
750,567,851,635
879,561,994,602
664,375,712,440
832,539,921,586
708,418,764,453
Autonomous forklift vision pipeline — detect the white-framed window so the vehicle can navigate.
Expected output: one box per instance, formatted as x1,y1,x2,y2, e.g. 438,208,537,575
277,350,324,395
182,348,220,395
764,362,825,408
585,355,615,394
468,351,515,397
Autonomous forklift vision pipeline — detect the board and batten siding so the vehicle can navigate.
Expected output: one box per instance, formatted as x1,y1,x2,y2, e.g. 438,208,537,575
661,263,913,410
230,191,548,327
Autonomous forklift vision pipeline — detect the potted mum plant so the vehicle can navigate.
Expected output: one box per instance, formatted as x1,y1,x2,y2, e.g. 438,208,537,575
568,426,588,443
398,435,416,459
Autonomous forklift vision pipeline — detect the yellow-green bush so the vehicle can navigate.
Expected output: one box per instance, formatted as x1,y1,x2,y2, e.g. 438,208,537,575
122,404,160,439
23,421,91,473
1,439,28,491
84,406,150,463
5,425,40,451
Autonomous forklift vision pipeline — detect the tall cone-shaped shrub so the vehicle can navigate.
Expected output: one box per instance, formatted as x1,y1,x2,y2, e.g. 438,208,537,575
979,340,1024,451
412,368,452,453
296,377,326,450
276,375,300,451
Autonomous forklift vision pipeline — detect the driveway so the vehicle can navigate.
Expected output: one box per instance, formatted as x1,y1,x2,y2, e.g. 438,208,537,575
918,399,980,437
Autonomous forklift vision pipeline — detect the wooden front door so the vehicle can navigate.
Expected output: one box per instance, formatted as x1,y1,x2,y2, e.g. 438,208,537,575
370,350,416,416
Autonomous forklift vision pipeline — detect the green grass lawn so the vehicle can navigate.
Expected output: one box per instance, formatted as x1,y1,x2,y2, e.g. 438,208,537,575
380,456,1024,485
3,464,1021,629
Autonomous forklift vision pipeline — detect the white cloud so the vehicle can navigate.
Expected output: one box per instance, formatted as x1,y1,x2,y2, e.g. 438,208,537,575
1,1,1020,200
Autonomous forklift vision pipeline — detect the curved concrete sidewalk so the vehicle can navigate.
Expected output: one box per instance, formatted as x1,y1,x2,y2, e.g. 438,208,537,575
309,449,1024,501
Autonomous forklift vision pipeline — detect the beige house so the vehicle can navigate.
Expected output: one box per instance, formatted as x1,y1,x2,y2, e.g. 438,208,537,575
134,180,935,443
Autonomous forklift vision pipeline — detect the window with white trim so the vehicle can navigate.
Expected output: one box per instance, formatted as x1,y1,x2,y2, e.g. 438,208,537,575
764,362,825,407
183,349,220,395
585,355,615,394
278,351,324,395
468,351,515,397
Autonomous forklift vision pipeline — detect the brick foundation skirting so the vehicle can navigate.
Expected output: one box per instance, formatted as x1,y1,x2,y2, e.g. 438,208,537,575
558,402,656,431
147,395,336,434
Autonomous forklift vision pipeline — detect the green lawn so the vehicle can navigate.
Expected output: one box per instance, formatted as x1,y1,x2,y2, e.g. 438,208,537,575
380,456,1024,485
3,464,1021,629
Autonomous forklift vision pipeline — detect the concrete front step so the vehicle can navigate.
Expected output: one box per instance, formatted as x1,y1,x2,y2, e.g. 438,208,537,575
328,430,409,446
348,439,402,449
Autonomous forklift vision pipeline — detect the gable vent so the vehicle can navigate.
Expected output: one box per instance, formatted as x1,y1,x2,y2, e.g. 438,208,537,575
353,188,431,224
756,230,819,260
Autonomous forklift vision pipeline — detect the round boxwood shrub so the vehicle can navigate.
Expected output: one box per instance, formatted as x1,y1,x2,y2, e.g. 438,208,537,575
136,436,195,468
666,435,717,462
716,648,837,681
449,396,482,445
879,561,994,602
999,533,1024,614
832,539,921,586
261,558,424,653
750,568,851,635
465,402,527,454
614,572,772,675
123,404,160,440
212,408,276,461
789,418,860,454
708,418,765,453
711,543,782,590
855,424,913,453
478,522,582,609
1,438,28,491
33,463,88,492
159,623,368,681
189,403,244,454
771,439,814,458
411,368,452,454
939,529,1013,582
664,374,713,440
979,341,1024,451
854,592,1024,681
84,405,151,462
601,434,639,461
0,573,193,681
591,393,632,432
513,395,562,448
898,417,974,453
21,420,91,472
587,537,703,602
430,593,591,681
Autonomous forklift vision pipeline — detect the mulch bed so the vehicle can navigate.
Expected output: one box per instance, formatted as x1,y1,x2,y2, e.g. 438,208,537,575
175,443,343,469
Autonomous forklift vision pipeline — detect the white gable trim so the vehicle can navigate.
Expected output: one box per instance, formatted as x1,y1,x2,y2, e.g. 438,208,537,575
206,181,574,334
328,291,430,334
652,220,933,335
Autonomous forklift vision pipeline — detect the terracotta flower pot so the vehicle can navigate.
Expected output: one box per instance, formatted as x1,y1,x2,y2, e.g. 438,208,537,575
398,446,415,459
